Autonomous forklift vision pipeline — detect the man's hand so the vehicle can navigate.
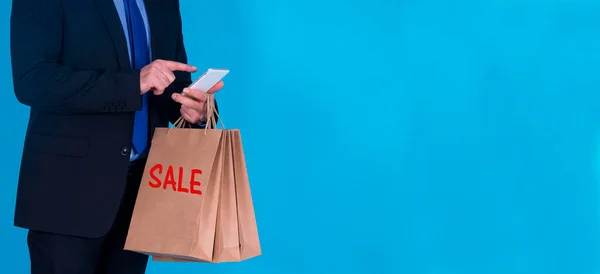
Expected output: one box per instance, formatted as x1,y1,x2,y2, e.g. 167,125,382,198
171,81,224,124
140,60,197,95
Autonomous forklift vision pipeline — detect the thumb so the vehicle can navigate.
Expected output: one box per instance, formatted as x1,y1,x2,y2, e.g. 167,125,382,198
183,88,208,102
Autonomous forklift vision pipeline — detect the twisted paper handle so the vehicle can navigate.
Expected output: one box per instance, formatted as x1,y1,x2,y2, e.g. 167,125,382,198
170,93,225,131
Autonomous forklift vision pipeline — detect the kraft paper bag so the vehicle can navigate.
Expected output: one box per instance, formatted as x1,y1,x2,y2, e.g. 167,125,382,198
138,95,261,263
124,125,225,261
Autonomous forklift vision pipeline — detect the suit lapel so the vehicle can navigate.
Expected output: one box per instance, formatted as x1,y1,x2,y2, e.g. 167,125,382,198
95,0,131,70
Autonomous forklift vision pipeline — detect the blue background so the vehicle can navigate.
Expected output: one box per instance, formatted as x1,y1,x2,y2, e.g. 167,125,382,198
1,0,600,273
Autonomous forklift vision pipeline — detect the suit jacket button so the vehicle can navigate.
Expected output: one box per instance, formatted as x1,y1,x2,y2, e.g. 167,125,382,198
121,147,129,156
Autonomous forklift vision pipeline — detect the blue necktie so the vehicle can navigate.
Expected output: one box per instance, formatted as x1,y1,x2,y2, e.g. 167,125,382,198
124,0,150,157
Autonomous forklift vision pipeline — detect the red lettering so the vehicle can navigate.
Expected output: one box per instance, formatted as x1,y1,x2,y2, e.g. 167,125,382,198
163,166,177,191
148,164,162,188
190,169,202,195
177,166,189,193
147,164,202,196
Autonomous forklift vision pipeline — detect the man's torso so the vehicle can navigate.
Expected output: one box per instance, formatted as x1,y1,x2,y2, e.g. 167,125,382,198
13,0,184,238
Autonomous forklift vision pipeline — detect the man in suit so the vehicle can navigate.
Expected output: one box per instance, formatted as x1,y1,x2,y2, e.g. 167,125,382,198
9,0,223,273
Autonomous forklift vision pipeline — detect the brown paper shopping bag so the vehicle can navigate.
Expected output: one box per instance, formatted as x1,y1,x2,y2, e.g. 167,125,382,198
152,130,260,263
124,125,226,261
133,95,261,263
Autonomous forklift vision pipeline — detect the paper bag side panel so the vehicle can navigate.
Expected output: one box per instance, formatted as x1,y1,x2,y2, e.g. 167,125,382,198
213,131,242,263
231,130,262,260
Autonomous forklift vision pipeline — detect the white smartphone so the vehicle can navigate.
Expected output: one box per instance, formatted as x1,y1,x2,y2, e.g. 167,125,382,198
187,68,229,92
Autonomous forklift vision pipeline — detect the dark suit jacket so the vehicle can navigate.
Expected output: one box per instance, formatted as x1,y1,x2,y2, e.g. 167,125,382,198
10,0,198,238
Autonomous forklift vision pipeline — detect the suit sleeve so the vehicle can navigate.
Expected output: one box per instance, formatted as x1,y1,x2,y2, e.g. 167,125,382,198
162,1,219,127
10,0,142,114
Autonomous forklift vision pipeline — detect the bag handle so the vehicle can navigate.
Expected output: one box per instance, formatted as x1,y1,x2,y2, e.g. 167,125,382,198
170,93,225,130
